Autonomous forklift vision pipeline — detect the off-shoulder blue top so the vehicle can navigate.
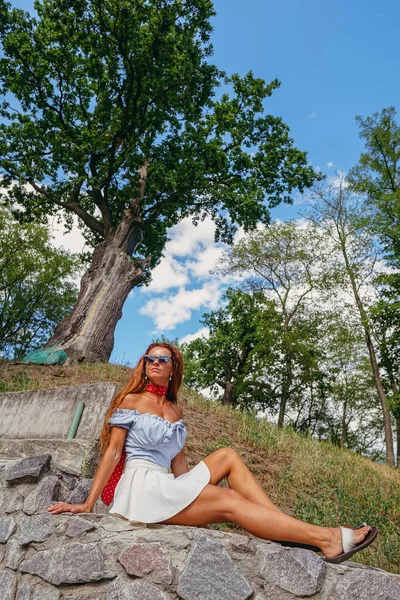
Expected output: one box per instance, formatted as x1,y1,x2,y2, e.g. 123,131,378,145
108,409,186,469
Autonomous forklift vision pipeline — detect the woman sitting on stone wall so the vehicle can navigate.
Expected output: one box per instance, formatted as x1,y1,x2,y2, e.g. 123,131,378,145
48,342,377,564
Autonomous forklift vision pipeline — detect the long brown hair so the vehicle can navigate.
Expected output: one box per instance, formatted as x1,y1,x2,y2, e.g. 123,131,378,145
99,342,183,454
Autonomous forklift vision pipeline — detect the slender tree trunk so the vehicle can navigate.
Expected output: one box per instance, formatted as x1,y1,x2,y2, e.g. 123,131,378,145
45,210,150,362
278,318,292,428
341,399,347,448
340,244,395,466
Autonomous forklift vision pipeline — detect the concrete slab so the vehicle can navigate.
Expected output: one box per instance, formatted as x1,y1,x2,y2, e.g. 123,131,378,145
0,382,118,440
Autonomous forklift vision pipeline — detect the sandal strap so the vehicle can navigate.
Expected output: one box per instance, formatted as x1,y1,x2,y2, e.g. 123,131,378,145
340,527,356,553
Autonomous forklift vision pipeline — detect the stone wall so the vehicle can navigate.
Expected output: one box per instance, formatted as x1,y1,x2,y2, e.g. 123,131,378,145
0,454,399,600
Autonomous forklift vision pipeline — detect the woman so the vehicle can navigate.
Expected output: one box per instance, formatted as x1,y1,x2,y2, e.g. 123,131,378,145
48,342,377,564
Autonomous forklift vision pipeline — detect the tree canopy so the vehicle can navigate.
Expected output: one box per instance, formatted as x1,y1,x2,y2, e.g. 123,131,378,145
0,206,79,359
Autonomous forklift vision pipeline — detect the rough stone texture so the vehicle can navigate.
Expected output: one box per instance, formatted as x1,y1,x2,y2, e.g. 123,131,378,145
0,484,24,513
19,512,55,545
65,515,96,537
16,582,31,600
23,475,60,515
5,454,51,484
322,567,400,600
66,478,93,504
0,515,16,542
20,541,112,585
229,534,257,554
259,544,326,597
32,586,61,600
0,569,17,600
119,542,174,585
178,532,253,600
107,578,173,600
4,538,26,569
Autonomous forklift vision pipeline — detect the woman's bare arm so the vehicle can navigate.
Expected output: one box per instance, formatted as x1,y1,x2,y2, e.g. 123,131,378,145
48,426,127,514
171,448,190,478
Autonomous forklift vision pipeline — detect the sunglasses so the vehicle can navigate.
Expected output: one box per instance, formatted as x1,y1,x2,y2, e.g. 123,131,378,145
144,354,173,364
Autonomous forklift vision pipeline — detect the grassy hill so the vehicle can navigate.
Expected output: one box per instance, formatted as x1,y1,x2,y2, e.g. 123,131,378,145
1,361,399,574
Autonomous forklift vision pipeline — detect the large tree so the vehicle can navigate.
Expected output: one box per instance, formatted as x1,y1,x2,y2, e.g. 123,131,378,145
307,179,395,466
348,107,400,466
215,221,327,426
182,288,282,408
0,0,318,362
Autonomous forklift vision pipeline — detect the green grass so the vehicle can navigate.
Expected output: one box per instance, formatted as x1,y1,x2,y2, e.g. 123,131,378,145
183,387,400,573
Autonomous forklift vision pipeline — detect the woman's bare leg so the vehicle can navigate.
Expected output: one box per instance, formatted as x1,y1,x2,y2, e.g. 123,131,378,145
203,447,282,512
161,484,370,559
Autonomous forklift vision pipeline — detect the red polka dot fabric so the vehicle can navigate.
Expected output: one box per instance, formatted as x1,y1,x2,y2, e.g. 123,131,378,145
101,450,126,505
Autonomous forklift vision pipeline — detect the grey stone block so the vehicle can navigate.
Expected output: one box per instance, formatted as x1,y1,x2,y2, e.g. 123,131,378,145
0,485,24,513
23,475,59,515
324,568,400,600
119,542,174,585
107,578,172,600
259,544,326,597
65,516,96,537
5,454,51,484
19,512,55,545
178,532,253,600
0,515,16,542
229,534,257,554
16,582,31,600
20,541,112,585
4,538,26,569
0,569,17,600
66,479,93,504
32,586,61,600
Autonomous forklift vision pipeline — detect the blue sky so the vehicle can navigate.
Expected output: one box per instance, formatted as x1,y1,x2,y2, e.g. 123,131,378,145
8,1,400,365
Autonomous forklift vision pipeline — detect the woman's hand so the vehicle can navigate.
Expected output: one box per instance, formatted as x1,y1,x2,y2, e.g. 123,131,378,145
47,502,91,515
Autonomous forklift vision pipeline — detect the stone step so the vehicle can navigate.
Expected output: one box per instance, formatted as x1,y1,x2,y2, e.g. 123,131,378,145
0,438,99,476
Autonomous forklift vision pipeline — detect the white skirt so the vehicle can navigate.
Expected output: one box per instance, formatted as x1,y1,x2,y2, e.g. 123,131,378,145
109,458,211,524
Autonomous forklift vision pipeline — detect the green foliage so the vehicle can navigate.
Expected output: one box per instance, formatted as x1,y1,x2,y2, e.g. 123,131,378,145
0,0,319,272
348,107,400,267
0,206,79,358
182,288,282,408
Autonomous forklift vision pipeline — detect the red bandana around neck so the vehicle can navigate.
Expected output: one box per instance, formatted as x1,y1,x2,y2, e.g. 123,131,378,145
146,383,168,396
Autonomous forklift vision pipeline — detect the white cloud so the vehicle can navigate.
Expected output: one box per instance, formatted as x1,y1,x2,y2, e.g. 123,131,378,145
48,214,88,255
186,245,225,278
143,255,189,293
308,112,317,120
180,327,210,345
166,217,217,257
327,161,336,168
140,281,222,331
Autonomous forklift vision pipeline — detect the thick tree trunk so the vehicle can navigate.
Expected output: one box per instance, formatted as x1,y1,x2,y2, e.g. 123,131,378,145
215,379,235,406
396,417,400,469
45,212,150,362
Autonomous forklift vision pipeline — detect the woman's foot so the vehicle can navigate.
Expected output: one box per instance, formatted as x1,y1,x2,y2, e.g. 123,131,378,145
320,525,372,560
